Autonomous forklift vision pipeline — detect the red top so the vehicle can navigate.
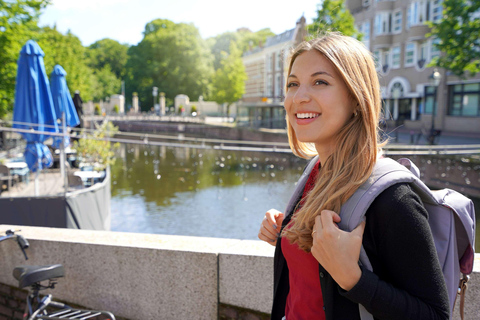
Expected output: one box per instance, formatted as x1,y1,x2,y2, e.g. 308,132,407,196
282,160,325,320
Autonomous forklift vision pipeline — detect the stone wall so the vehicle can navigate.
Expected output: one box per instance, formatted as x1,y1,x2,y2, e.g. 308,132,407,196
0,225,479,320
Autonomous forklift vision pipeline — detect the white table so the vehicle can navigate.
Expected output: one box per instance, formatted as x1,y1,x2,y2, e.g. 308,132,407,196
74,170,105,186
5,161,29,183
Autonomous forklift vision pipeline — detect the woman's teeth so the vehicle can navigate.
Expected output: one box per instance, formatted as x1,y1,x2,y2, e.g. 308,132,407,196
296,113,319,119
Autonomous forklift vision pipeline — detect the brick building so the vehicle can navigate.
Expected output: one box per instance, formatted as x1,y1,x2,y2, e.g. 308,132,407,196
239,16,306,128
348,0,480,135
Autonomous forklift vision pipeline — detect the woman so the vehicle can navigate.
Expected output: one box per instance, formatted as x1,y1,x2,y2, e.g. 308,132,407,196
258,33,449,320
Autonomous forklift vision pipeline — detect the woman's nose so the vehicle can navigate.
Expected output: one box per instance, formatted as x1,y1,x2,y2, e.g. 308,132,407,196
292,85,310,104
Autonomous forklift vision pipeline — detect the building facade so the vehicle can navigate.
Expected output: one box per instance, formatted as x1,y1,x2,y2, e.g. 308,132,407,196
347,0,480,135
240,16,306,128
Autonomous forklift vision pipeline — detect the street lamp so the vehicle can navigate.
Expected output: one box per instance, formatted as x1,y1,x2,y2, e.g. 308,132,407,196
428,68,441,144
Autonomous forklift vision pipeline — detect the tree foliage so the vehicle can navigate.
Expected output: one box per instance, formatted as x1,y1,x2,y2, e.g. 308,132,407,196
307,0,361,39
125,19,213,111
0,0,50,118
89,65,121,102
73,120,119,170
209,42,246,115
86,38,129,79
36,26,94,101
427,0,480,78
208,28,275,70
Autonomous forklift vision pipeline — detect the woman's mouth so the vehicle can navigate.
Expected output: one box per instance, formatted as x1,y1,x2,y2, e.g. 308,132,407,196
295,113,320,124
296,113,320,119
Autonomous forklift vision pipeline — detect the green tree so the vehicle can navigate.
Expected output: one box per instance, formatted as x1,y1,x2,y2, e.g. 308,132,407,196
125,19,213,111
209,42,246,116
208,28,275,70
0,0,50,118
427,0,480,78
308,0,361,39
86,38,129,79
236,28,275,53
36,26,94,101
90,65,121,101
73,120,119,170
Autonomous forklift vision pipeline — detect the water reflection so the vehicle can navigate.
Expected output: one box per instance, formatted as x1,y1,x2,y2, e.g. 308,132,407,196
110,143,304,239
110,144,480,249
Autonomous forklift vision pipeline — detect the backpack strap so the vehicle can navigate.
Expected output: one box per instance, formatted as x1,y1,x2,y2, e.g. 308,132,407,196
283,155,319,219
338,158,418,320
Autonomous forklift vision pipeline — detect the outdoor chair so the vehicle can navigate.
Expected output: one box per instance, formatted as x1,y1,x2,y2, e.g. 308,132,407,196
67,171,84,190
0,164,19,191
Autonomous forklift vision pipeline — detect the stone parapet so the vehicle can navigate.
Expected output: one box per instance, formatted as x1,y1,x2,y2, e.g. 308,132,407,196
0,225,478,319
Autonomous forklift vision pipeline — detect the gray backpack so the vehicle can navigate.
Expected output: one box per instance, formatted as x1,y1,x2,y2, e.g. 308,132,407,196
339,157,475,320
285,156,475,320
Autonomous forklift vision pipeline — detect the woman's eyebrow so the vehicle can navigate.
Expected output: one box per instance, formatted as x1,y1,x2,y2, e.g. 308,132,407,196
311,71,334,78
287,71,334,79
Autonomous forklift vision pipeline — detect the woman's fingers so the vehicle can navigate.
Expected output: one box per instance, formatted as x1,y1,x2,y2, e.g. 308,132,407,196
258,209,284,246
311,210,364,291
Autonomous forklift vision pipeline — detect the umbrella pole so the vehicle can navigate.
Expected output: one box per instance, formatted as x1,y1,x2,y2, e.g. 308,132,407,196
34,171,39,196
61,112,68,193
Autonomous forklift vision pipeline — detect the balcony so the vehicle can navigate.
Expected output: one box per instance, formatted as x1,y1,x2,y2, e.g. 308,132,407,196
375,0,394,11
408,24,431,39
374,34,393,48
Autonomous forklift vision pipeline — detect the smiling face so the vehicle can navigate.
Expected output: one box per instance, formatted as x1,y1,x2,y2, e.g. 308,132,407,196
284,50,356,162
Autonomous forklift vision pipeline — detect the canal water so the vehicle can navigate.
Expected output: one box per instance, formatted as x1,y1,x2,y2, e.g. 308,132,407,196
110,142,480,248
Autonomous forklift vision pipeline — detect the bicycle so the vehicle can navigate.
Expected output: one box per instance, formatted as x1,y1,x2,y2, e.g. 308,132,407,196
1,229,116,320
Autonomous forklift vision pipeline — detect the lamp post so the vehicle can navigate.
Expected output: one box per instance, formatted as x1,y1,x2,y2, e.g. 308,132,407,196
428,68,441,145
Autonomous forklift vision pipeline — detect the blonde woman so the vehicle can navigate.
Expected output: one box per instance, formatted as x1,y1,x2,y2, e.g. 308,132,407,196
258,33,449,320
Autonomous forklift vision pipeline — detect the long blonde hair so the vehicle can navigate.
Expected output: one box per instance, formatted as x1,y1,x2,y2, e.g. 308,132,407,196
282,33,383,252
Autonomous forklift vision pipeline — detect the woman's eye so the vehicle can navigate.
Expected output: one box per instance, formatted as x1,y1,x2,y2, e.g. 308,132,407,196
286,82,298,88
314,79,328,85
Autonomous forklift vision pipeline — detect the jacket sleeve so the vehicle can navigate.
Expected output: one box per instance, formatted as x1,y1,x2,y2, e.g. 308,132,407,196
340,183,450,320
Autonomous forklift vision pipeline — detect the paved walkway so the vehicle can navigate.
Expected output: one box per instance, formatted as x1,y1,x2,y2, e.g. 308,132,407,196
384,128,480,146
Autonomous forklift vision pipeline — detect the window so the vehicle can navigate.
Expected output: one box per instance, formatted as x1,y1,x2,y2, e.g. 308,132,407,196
266,54,272,72
418,42,429,69
393,10,403,33
266,75,273,97
274,74,282,99
392,46,401,68
408,1,437,27
431,0,443,22
449,83,480,116
374,12,392,35
382,50,390,72
430,38,441,60
405,43,416,66
424,86,437,114
373,50,381,70
276,52,282,71
363,21,371,41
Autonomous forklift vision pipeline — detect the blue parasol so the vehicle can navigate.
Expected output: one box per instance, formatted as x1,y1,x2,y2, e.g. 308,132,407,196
50,65,80,148
13,40,58,173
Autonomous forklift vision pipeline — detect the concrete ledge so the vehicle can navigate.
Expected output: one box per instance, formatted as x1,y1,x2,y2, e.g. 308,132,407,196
0,225,479,319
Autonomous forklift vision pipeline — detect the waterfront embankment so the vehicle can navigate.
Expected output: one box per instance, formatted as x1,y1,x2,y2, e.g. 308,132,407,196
0,225,479,320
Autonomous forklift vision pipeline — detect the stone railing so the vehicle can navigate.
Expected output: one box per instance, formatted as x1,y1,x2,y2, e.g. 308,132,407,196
0,225,479,320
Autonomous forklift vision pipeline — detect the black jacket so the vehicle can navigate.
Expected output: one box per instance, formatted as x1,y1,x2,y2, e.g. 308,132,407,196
272,182,450,320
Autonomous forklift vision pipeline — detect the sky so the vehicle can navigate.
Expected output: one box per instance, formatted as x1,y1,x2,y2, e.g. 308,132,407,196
38,0,321,47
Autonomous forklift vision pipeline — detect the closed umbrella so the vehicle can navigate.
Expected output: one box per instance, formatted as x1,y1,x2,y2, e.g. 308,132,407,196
50,64,80,148
50,64,80,186
13,40,58,195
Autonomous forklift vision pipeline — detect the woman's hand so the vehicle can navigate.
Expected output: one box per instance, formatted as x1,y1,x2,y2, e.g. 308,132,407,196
311,210,365,291
258,209,284,246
